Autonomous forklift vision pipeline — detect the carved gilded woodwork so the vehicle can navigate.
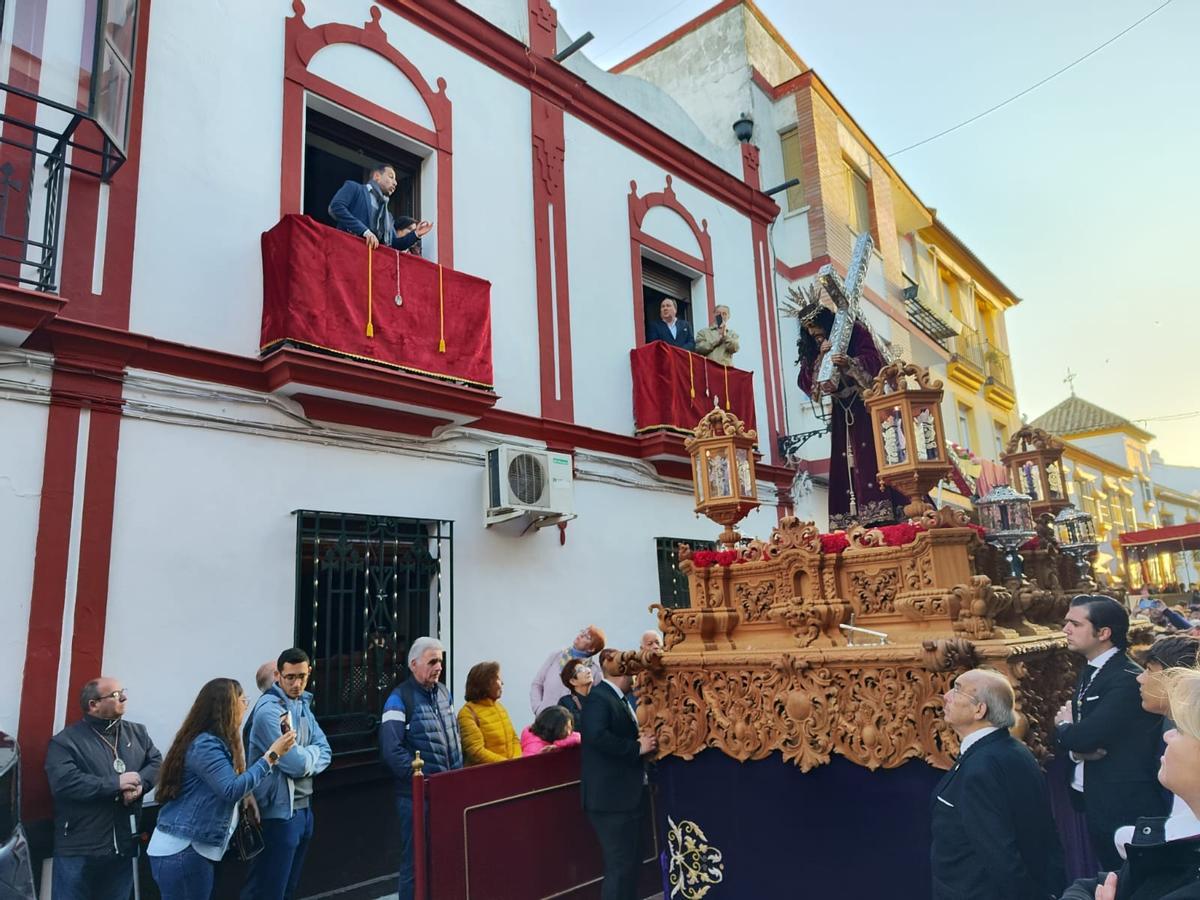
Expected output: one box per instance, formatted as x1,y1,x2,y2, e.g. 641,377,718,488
634,513,1101,772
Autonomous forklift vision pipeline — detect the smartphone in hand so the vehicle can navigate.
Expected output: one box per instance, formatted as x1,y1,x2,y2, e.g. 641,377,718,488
280,711,293,734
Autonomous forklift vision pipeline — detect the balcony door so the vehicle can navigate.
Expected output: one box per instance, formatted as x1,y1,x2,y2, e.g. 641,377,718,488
641,257,694,343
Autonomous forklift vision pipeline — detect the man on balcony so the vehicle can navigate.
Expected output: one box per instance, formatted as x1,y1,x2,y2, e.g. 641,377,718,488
694,305,739,365
328,164,432,252
646,298,694,351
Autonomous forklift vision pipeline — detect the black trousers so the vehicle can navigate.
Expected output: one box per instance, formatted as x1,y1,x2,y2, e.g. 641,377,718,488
586,807,642,900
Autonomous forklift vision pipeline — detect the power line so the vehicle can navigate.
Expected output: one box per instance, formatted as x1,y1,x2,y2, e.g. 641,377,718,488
590,0,698,67
887,0,1176,158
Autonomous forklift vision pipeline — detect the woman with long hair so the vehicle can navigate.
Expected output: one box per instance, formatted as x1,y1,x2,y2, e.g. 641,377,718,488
147,678,295,899
457,661,521,765
557,657,593,735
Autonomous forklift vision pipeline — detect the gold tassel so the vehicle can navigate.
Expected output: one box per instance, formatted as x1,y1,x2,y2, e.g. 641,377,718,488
437,264,445,353
688,352,695,399
723,363,730,410
366,244,375,338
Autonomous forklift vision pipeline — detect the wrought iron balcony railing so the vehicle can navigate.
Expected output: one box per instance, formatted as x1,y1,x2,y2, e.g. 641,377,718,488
901,278,956,350
948,326,986,372
0,83,126,293
985,346,1014,390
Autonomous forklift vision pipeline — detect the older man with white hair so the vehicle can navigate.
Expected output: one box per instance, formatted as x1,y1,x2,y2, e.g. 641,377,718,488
930,668,1064,900
380,637,463,900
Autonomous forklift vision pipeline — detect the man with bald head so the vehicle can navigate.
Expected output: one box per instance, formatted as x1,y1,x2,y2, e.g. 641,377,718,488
46,675,161,899
930,669,1063,900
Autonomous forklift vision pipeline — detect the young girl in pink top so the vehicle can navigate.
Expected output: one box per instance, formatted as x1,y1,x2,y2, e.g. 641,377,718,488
520,706,581,754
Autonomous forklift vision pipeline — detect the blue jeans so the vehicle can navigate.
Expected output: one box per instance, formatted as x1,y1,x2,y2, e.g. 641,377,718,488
51,855,133,900
149,846,215,900
241,808,313,900
396,795,414,900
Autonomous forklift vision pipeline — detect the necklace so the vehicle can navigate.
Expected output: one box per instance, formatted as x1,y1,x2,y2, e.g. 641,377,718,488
92,721,126,774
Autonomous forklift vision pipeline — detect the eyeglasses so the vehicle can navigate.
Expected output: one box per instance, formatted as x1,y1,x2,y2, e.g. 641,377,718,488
280,673,310,683
98,690,128,702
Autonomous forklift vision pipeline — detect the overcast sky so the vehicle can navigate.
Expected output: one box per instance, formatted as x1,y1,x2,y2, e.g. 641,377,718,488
556,0,1200,468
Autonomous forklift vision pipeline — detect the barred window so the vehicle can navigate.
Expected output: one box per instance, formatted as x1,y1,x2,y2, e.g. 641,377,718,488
294,511,452,756
655,536,716,610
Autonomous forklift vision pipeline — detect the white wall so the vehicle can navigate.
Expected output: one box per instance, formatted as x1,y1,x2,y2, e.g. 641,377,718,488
562,114,766,437
102,397,779,745
0,391,50,734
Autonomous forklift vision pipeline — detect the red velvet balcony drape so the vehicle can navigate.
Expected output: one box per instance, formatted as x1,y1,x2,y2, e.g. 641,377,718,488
261,215,493,388
630,340,757,435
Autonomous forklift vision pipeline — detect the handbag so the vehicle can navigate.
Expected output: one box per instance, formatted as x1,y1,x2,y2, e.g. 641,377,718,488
229,807,265,862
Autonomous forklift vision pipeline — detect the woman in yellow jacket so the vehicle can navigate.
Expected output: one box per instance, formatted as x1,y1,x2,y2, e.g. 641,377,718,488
458,661,521,765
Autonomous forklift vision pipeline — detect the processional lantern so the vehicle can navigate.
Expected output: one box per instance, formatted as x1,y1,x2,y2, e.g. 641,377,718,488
977,484,1036,578
1055,504,1099,581
684,404,759,547
1002,426,1068,519
862,361,950,519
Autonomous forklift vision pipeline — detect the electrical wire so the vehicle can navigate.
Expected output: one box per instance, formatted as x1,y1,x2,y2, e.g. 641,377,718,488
887,0,1176,158
589,0,697,67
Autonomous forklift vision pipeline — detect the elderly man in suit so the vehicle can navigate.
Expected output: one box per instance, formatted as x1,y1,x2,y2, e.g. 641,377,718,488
328,164,432,251
581,648,656,900
645,298,694,351
1055,594,1167,871
930,668,1064,900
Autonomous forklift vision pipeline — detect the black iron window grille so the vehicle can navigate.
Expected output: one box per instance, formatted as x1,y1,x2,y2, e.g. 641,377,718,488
294,511,453,757
655,536,716,610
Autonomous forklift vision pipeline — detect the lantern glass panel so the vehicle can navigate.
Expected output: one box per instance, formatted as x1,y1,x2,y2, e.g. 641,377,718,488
1047,460,1065,500
911,405,940,461
735,447,753,498
694,456,706,504
1016,461,1042,500
878,407,907,466
705,448,733,499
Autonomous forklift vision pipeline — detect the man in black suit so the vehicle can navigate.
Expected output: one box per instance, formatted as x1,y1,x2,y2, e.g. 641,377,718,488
581,648,656,900
930,668,1064,899
645,298,695,351
1056,594,1167,871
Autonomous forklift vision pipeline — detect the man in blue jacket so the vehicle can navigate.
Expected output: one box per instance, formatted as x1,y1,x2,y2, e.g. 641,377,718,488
327,164,432,251
243,648,331,900
380,636,463,900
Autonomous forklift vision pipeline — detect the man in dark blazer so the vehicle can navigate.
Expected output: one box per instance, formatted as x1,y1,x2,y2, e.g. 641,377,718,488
581,648,656,900
931,668,1064,900
645,298,695,351
1056,594,1167,870
327,164,431,251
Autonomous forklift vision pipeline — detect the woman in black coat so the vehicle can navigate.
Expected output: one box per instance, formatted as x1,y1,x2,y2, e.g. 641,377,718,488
557,657,593,736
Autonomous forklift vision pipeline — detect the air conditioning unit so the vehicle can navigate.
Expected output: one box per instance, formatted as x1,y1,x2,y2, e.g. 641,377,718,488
484,445,575,529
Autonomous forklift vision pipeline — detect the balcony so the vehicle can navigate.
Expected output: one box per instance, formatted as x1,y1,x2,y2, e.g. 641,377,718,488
946,327,986,392
630,340,756,440
260,215,496,433
983,346,1016,411
901,278,957,350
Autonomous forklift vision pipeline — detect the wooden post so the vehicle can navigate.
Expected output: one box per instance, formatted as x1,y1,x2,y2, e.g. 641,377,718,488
412,750,426,900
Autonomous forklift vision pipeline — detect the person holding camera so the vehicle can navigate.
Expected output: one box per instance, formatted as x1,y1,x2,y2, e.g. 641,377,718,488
148,678,295,900
694,305,739,366
242,648,331,900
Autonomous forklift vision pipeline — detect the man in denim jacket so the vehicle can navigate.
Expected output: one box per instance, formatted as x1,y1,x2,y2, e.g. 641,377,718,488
242,648,331,900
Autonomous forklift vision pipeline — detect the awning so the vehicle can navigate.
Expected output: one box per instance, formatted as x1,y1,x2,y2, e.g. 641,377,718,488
1118,522,1200,553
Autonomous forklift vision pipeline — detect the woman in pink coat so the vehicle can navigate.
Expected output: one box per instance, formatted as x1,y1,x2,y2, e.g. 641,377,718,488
520,706,581,754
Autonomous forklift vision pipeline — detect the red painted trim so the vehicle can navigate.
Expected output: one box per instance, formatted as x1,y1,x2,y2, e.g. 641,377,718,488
282,7,455,267
530,93,574,421
58,0,154,330
18,385,82,820
292,393,452,436
66,394,123,724
628,176,717,345
610,0,741,73
774,255,830,282
527,0,557,58
363,0,779,226
749,65,810,101
0,283,66,335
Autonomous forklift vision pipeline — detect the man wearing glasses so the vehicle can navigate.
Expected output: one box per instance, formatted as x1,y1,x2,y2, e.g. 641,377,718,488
45,677,162,899
930,668,1063,900
243,648,331,900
